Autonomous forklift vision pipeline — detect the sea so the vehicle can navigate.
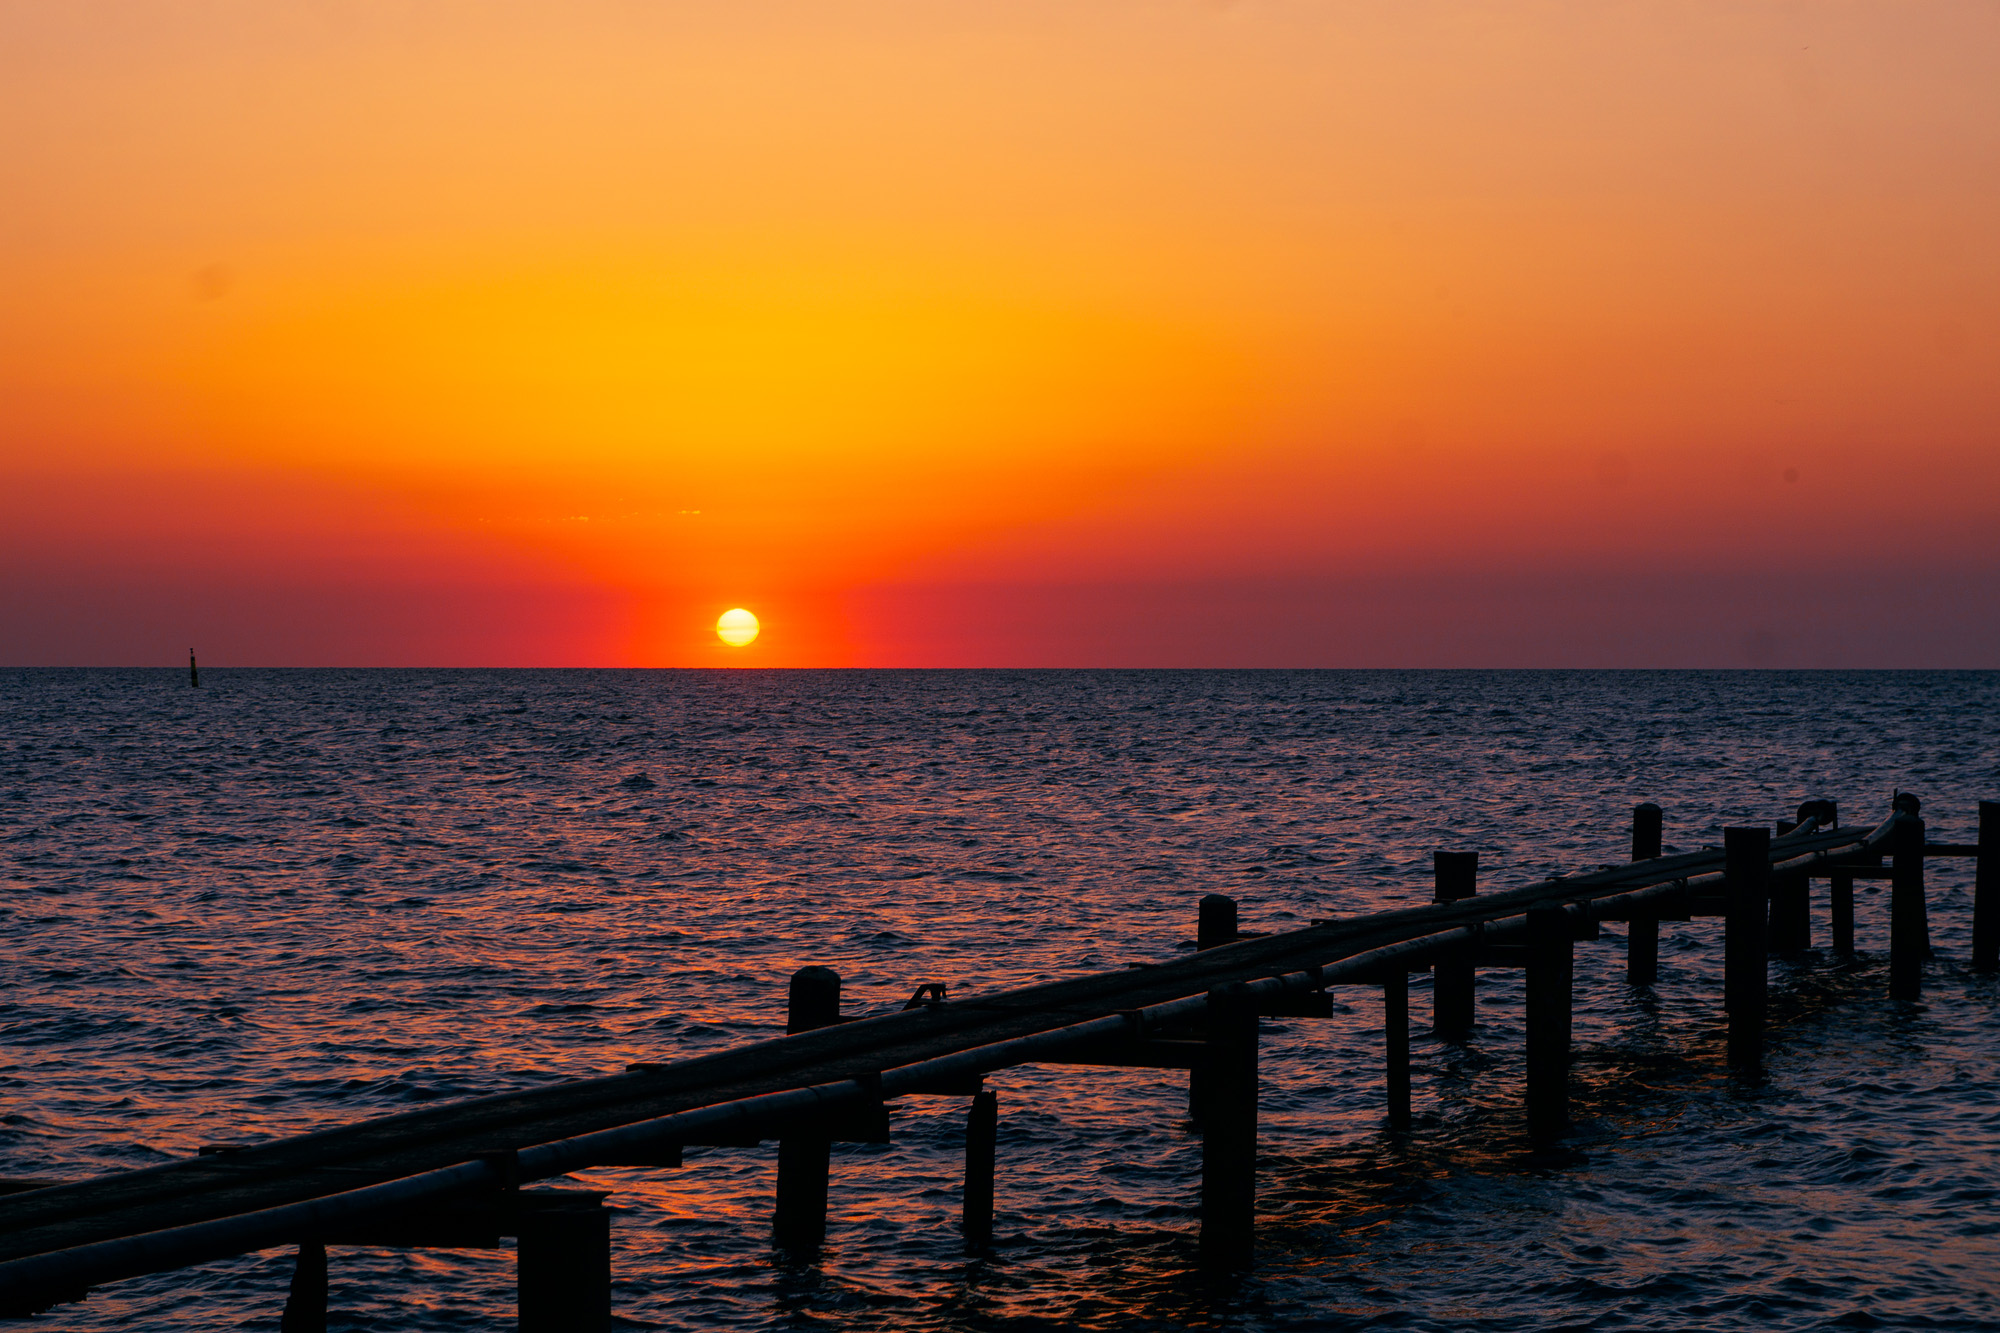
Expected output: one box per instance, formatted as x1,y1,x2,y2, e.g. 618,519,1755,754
3,669,1998,1332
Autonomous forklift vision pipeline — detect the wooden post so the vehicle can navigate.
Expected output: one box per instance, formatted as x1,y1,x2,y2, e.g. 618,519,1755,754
1890,813,1927,1002
1830,867,1856,955
1724,826,1770,1072
1432,851,1477,1038
518,1202,611,1333
189,650,199,688
774,966,840,1253
1628,804,1662,986
962,1090,997,1246
1198,894,1239,951
1632,803,1663,860
278,1239,326,1333
1974,801,1998,971
1768,867,1810,954
1382,971,1411,1132
1188,895,1239,1124
1524,901,1572,1144
1767,818,1810,953
1198,983,1258,1269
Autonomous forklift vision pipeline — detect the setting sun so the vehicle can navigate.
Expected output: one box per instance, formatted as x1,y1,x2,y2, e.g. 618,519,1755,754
716,608,760,648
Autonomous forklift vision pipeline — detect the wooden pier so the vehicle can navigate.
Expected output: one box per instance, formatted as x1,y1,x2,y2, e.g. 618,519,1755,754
1,795,1993,1327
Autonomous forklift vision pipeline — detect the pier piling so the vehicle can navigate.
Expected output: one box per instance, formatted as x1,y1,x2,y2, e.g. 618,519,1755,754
278,1240,325,1333
1831,867,1856,954
1382,972,1412,1132
1432,852,1478,1037
1524,901,1572,1143
962,1091,998,1246
1974,801,1997,970
518,1200,611,1333
1198,894,1239,951
774,967,842,1253
1198,983,1258,1269
1627,804,1662,985
1724,827,1770,1072
1189,895,1239,1124
1768,865,1811,954
1890,813,1927,1002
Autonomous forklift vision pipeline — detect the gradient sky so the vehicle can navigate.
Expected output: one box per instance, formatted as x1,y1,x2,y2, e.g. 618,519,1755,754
4,1,1997,666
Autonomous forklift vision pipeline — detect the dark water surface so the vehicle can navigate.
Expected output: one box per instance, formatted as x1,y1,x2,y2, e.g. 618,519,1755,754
4,669,1998,1331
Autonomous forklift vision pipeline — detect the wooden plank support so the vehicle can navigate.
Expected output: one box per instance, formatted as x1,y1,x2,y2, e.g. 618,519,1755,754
1806,865,1897,880
1382,972,1412,1133
1432,851,1478,1038
1724,826,1770,1073
1198,983,1258,1269
962,1090,997,1247
773,966,841,1254
1976,801,1998,970
1890,808,1927,1002
1524,901,1572,1144
278,1240,325,1333
1628,803,1663,985
517,1198,612,1333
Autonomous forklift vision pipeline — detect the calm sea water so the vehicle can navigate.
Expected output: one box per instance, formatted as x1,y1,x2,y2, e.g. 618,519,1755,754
3,669,1998,1332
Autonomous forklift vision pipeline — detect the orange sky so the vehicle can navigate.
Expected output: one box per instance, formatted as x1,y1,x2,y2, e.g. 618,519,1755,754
4,1,1997,665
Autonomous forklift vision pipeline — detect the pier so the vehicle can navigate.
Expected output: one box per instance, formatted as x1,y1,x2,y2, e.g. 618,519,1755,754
1,795,1993,1327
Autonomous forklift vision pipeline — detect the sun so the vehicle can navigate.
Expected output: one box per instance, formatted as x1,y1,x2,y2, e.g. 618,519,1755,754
716,607,760,647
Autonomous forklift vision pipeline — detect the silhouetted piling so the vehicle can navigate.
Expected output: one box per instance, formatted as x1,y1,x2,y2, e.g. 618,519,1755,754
1432,851,1477,1037
1198,983,1258,1269
1974,801,1998,971
189,651,199,689
1189,895,1239,1124
962,1090,997,1245
774,967,842,1252
1830,867,1856,954
1197,894,1239,951
1524,901,1572,1143
1768,866,1810,955
1724,826,1770,1071
278,1240,325,1333
518,1202,611,1333
1627,804,1662,985
1890,812,1927,1002
1382,971,1411,1132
